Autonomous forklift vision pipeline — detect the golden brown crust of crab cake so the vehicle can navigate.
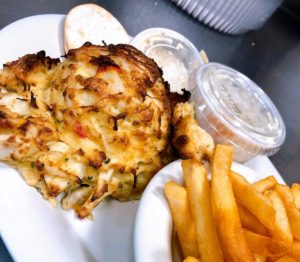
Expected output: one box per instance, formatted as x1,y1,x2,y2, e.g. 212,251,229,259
0,43,172,218
5,50,59,84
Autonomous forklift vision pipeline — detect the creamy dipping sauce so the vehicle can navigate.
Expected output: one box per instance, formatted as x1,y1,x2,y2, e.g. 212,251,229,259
146,45,189,93
131,28,203,94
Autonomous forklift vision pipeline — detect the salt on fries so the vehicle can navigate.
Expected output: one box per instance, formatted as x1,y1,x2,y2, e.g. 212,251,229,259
164,144,300,262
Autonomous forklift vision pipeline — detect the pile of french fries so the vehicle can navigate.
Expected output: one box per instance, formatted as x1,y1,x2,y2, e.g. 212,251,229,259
164,144,300,262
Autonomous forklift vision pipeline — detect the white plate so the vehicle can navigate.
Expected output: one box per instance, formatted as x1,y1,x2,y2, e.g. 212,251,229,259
134,159,285,262
0,14,139,262
0,14,286,262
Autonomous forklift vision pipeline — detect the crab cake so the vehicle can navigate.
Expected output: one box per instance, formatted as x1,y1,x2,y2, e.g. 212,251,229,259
0,43,172,218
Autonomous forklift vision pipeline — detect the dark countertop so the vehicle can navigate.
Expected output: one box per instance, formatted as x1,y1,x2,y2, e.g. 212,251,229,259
0,0,300,261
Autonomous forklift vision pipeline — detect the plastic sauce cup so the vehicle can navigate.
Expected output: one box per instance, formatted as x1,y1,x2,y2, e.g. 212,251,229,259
192,63,286,162
131,28,204,94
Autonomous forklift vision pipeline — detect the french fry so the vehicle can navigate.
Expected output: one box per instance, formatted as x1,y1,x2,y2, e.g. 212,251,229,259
231,171,275,230
289,240,300,260
274,255,298,262
252,176,277,193
275,184,300,240
183,256,201,262
211,145,254,262
165,144,300,262
182,159,223,262
291,183,300,210
254,254,266,262
237,202,269,236
244,229,290,257
267,254,286,262
164,181,199,258
266,190,293,245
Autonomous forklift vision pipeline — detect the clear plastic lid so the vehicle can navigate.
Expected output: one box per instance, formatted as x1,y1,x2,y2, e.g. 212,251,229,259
192,63,286,162
131,28,204,94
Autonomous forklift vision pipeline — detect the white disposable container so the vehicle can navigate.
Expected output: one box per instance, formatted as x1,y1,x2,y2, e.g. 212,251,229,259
171,0,284,34
192,63,286,162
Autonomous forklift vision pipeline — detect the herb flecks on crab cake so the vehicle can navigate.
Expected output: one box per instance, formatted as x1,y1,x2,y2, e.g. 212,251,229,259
0,43,214,218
